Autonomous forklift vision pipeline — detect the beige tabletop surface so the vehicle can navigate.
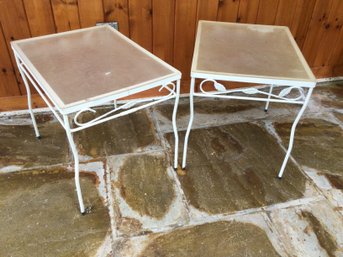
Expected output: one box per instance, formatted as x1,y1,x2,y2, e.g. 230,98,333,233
12,26,179,109
192,21,315,83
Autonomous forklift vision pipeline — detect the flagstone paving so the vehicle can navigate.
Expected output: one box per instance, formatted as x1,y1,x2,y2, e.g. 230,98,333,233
0,82,342,256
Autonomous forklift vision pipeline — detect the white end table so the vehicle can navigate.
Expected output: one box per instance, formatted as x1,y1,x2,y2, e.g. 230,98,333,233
11,25,181,214
182,21,316,178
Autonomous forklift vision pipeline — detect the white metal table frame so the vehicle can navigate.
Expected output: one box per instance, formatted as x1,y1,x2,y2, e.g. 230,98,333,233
11,27,181,214
182,22,316,178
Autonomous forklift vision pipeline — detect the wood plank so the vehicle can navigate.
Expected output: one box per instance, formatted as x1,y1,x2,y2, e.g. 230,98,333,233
0,0,32,94
217,0,240,22
23,0,56,36
312,66,333,78
51,0,81,32
237,0,260,24
174,0,198,86
290,0,316,49
103,0,130,37
302,0,333,66
329,26,343,70
197,0,219,21
256,0,279,25
312,0,343,67
128,0,153,51
78,0,104,28
0,94,46,112
0,23,20,97
152,0,175,64
274,0,297,27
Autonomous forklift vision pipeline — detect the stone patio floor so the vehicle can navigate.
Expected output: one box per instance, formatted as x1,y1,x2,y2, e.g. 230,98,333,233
0,82,342,257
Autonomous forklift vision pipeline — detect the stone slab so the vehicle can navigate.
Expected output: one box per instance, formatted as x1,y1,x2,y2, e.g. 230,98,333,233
75,109,161,159
0,167,110,257
107,152,189,237
166,122,317,216
274,119,343,176
268,199,343,257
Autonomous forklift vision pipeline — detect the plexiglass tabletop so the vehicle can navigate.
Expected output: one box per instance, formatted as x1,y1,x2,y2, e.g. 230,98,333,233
192,21,315,85
12,26,180,111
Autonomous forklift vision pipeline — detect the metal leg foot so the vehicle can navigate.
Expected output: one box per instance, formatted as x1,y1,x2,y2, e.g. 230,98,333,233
264,84,274,113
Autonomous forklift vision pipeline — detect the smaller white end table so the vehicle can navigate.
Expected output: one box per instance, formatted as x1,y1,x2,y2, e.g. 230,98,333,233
182,21,316,178
11,25,181,214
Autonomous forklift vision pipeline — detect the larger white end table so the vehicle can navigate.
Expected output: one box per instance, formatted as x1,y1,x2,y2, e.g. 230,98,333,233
182,21,316,178
11,25,181,214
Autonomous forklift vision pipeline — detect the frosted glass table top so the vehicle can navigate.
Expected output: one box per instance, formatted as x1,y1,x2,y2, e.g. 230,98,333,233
12,26,180,112
192,21,315,84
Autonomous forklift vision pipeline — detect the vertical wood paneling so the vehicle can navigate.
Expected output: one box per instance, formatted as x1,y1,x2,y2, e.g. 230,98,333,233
51,0,80,32
78,0,104,28
174,0,198,80
197,0,219,21
302,0,333,66
0,24,20,96
217,0,240,22
103,0,130,37
0,0,343,104
129,0,153,51
23,0,56,36
330,27,343,76
274,0,297,27
152,0,175,64
312,0,343,68
256,0,279,25
290,0,316,49
237,0,260,24
0,0,32,94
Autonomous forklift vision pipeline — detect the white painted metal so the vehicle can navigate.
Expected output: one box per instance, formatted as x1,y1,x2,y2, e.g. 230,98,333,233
172,80,181,169
11,27,182,214
182,78,195,169
14,55,40,138
278,87,314,178
265,85,274,111
63,114,85,214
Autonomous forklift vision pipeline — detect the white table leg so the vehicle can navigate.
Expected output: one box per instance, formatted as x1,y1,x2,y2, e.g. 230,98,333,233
264,84,274,112
63,114,86,214
172,80,181,169
182,77,196,169
278,87,314,178
15,56,40,138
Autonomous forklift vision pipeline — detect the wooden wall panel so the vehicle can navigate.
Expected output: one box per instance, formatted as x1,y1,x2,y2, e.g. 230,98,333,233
0,0,32,94
174,0,198,82
0,0,343,109
217,0,240,22
152,0,175,64
290,0,316,49
78,0,104,28
0,24,20,97
23,0,56,36
197,0,219,21
275,0,297,27
128,0,153,51
237,0,260,24
51,0,80,32
103,0,130,37
256,0,279,25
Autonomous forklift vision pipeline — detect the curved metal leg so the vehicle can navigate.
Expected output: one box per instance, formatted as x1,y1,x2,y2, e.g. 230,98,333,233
182,78,195,169
264,84,274,112
63,114,85,214
15,56,40,138
172,80,181,169
278,87,314,178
